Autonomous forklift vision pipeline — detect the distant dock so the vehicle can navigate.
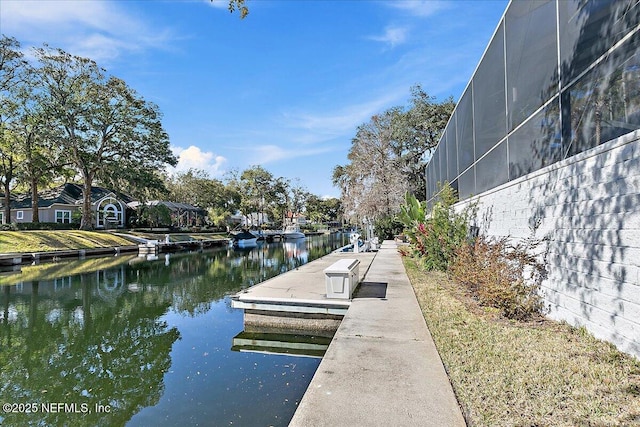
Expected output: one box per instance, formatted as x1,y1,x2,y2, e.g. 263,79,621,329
137,238,228,255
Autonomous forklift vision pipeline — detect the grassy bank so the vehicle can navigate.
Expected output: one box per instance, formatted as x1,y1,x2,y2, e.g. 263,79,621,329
403,256,640,426
0,230,230,254
0,231,138,253
126,231,227,242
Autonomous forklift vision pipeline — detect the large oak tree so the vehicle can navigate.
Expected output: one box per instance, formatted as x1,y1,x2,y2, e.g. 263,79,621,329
0,36,26,223
166,168,236,227
391,85,455,198
35,46,176,229
333,86,454,222
334,109,407,222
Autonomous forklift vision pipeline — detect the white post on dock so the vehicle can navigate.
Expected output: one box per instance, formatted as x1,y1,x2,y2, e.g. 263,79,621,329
350,233,360,253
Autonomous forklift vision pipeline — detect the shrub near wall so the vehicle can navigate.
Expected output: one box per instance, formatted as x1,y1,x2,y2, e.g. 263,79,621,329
399,184,470,271
374,215,403,240
0,222,78,231
450,236,546,320
400,183,545,319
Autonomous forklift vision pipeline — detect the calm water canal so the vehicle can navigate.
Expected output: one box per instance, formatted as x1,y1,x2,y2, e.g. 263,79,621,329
0,233,348,427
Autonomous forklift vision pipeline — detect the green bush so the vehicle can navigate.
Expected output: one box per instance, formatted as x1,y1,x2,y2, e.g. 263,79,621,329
399,183,471,271
2,222,78,231
400,182,546,320
374,215,403,240
138,204,172,228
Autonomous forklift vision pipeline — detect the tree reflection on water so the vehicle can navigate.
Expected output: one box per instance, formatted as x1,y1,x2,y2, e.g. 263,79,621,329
0,234,347,426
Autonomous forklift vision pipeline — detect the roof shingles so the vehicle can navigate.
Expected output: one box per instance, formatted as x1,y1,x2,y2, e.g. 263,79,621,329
1,183,134,209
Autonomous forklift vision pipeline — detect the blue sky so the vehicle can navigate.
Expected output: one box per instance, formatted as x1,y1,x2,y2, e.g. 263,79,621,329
1,0,508,198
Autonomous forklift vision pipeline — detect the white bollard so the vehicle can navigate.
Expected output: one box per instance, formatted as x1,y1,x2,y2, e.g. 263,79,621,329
350,233,360,253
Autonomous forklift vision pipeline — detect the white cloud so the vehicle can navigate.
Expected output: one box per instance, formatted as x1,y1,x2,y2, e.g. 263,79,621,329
171,145,227,177
226,89,410,168
387,0,450,17
0,0,175,64
247,144,333,165
2,0,117,30
229,92,410,166
250,145,289,164
282,91,406,142
369,26,409,48
205,0,229,10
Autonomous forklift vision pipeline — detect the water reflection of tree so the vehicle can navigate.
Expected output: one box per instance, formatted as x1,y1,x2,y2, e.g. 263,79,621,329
560,1,640,157
0,276,179,427
0,235,348,425
567,51,640,156
126,246,297,315
507,2,640,181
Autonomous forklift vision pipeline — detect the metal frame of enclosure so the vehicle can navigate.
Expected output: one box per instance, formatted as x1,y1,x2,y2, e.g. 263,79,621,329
425,0,640,204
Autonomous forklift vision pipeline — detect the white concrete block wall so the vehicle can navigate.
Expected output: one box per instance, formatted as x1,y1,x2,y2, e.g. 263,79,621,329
455,131,640,358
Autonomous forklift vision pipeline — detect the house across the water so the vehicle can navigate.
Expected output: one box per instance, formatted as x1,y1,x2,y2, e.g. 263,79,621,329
1,183,133,228
1,183,205,229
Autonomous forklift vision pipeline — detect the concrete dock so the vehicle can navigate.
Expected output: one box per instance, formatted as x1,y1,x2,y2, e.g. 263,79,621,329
231,241,465,426
232,250,376,335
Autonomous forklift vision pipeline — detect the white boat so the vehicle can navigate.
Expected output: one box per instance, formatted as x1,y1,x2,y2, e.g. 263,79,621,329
283,225,305,239
231,230,258,248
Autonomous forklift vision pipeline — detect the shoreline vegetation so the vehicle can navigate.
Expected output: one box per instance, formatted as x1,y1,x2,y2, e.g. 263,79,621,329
0,231,228,254
404,256,640,427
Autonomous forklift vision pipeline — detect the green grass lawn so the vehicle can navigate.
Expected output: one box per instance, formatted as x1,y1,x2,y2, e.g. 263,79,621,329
404,256,640,427
0,231,138,253
0,230,230,254
126,231,228,242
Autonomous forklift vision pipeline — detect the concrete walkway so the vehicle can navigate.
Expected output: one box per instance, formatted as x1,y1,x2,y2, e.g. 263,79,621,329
289,241,465,426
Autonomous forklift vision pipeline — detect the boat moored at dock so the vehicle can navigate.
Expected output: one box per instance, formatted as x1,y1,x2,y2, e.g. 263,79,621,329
230,230,259,248
282,224,305,240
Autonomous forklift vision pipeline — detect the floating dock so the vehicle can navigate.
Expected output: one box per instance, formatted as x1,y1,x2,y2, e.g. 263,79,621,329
232,241,466,426
231,251,376,334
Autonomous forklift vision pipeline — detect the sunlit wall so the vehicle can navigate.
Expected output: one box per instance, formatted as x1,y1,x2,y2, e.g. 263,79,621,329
426,0,640,203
